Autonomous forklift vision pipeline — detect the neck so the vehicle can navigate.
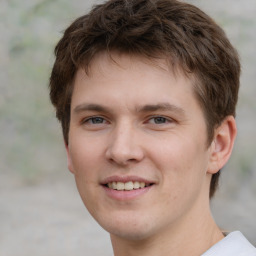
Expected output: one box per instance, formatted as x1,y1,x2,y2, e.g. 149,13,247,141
111,215,223,256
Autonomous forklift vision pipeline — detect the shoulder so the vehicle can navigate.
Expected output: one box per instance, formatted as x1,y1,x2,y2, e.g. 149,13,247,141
202,231,256,256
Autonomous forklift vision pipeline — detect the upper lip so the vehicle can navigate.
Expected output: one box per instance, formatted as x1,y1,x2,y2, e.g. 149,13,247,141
101,175,155,185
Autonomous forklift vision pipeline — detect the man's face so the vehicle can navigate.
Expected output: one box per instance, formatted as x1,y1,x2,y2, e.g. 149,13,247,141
67,53,214,240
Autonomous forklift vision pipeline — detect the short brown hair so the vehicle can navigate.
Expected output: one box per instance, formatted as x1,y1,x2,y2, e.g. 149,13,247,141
49,0,240,198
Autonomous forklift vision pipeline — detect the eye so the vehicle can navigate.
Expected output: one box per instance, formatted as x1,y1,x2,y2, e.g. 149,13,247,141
82,116,108,125
88,117,105,124
148,116,170,124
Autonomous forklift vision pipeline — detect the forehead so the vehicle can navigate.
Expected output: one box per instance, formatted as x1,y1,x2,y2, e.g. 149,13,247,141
75,52,198,97
71,52,202,117
84,51,190,80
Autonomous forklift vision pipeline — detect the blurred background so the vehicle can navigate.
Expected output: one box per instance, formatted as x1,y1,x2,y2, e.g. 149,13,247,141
0,0,255,255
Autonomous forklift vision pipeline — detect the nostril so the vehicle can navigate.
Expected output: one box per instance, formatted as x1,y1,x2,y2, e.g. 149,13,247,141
107,155,140,166
105,134,144,165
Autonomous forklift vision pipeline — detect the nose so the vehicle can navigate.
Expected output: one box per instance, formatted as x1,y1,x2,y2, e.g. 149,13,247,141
105,122,144,166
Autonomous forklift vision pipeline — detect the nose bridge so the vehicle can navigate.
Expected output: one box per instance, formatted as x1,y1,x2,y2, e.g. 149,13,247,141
106,119,143,164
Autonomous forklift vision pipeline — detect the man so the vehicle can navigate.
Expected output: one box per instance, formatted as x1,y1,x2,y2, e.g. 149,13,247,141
49,0,256,255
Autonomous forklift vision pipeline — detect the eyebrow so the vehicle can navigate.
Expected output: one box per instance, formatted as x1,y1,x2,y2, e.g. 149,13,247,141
137,103,186,116
73,102,185,116
73,103,112,114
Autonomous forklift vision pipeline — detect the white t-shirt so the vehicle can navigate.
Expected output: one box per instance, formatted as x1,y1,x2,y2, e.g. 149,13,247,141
202,231,256,256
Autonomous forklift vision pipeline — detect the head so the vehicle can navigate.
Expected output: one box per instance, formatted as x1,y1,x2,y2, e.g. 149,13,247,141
49,0,240,198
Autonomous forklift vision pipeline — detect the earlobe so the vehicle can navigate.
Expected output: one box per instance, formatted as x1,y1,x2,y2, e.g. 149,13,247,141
65,143,75,174
207,116,237,174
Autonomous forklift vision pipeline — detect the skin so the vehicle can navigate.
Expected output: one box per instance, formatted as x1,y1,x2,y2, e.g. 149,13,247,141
66,52,237,256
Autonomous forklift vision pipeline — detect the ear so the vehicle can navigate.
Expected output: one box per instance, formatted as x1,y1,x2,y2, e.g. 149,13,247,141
65,143,75,174
207,116,237,174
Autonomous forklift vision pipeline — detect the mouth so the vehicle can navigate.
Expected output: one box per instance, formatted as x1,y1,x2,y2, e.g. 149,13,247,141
101,176,155,200
104,181,153,191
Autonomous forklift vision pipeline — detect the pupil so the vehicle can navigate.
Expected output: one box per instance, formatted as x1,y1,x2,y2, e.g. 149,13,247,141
155,117,165,124
92,117,103,123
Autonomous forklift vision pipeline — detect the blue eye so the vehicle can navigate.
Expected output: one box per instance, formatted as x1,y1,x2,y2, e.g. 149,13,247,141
153,117,167,124
149,116,169,124
82,116,106,125
91,117,104,123
80,116,109,130
88,117,105,124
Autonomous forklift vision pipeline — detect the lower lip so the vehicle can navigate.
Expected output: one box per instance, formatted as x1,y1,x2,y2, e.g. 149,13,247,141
102,185,153,201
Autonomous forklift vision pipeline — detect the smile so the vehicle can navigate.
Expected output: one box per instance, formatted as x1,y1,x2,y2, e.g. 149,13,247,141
101,176,155,200
107,181,152,191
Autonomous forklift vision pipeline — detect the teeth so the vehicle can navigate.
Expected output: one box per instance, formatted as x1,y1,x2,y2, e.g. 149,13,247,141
107,181,150,190
112,182,117,189
116,182,125,190
124,181,133,191
133,181,140,189
140,182,145,188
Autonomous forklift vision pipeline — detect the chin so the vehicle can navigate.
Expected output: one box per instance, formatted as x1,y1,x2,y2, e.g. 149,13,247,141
97,213,157,241
109,226,154,241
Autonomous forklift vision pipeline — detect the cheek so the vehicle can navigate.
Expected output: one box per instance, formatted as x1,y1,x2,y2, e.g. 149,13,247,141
69,138,103,211
69,134,104,173
151,135,201,173
68,141,103,208
151,135,209,195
